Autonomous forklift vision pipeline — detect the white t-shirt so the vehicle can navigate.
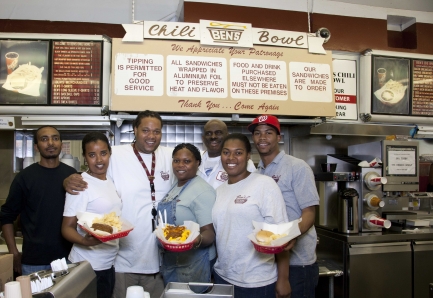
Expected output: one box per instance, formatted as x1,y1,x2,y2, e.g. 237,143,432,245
198,151,256,189
203,156,219,177
212,172,288,288
63,172,122,271
109,144,174,274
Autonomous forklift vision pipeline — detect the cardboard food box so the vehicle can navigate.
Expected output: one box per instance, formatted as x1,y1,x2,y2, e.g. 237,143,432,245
0,254,13,292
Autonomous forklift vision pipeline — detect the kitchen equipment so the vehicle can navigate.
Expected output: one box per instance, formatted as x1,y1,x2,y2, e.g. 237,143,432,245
31,261,96,298
315,152,392,233
347,141,420,232
364,193,385,210
315,155,360,230
160,282,234,298
364,211,391,229
321,163,337,172
349,140,419,192
337,188,359,234
414,241,433,298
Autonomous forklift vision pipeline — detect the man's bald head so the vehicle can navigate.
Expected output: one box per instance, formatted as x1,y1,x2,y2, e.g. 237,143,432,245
202,119,228,157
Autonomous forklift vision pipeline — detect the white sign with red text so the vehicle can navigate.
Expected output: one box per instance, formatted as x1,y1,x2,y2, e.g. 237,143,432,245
332,59,357,120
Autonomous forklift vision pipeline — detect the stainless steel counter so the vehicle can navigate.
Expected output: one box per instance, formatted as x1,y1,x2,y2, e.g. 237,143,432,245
316,225,433,244
316,226,433,298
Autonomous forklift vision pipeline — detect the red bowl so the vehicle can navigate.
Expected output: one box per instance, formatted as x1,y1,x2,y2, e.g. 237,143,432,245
251,241,286,254
158,238,194,252
79,224,134,242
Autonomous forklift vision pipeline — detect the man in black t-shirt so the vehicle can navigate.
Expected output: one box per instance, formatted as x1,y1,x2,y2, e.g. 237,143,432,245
0,126,76,275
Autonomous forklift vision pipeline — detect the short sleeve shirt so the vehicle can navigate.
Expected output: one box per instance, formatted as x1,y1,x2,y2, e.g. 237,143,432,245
257,151,319,266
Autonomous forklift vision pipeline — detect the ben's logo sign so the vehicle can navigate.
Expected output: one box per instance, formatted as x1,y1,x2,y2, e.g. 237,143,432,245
207,22,246,44
200,20,253,48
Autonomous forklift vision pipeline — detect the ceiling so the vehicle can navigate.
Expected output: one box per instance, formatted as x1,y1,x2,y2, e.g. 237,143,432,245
0,0,432,25
330,0,433,12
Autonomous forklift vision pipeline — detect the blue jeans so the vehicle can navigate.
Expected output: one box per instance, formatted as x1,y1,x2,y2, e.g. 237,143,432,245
22,264,52,275
213,270,276,298
289,263,319,298
95,266,115,298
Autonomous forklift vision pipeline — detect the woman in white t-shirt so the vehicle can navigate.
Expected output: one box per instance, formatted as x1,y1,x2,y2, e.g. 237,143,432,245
62,132,122,298
212,133,291,298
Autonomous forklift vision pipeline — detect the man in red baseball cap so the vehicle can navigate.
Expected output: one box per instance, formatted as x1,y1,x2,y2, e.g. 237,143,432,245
249,114,320,298
247,114,281,135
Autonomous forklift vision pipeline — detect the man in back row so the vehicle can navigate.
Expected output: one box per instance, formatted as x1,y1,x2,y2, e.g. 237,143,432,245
198,119,255,189
248,114,320,298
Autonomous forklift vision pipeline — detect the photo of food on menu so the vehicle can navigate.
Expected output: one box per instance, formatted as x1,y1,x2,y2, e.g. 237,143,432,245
372,56,410,115
0,40,49,105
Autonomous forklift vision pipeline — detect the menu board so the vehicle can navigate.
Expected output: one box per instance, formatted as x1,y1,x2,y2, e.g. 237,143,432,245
51,41,102,105
412,59,433,116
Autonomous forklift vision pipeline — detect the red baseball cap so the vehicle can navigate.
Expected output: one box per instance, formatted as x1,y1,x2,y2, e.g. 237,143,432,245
247,114,281,134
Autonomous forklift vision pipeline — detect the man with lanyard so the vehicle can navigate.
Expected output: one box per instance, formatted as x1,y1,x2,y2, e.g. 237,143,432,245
248,114,320,298
198,119,255,189
63,110,174,298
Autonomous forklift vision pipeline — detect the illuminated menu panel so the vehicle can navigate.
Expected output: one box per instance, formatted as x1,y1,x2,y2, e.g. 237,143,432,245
51,41,102,105
412,59,433,116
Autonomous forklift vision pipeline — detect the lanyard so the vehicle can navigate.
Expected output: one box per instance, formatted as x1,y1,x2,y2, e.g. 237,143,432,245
132,143,158,231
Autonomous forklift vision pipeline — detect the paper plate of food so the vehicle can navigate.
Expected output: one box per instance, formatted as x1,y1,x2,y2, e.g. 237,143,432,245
248,219,302,254
154,221,200,252
77,211,134,242
374,79,407,106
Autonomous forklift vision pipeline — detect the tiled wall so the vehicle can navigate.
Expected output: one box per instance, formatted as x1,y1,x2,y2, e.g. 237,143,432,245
117,121,285,164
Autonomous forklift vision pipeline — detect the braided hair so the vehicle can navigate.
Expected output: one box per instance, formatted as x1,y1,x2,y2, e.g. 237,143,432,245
172,143,202,166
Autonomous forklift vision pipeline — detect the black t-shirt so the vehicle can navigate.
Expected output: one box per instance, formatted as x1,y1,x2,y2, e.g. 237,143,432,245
0,162,76,265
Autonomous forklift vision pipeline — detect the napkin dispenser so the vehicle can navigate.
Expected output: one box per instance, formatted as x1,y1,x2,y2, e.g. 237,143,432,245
32,261,96,298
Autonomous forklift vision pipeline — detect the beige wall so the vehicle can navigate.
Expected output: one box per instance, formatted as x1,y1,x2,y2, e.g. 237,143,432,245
0,131,16,203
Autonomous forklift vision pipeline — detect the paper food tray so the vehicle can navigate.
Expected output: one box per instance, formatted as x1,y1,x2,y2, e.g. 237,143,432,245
248,219,301,254
77,211,134,242
154,221,200,252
